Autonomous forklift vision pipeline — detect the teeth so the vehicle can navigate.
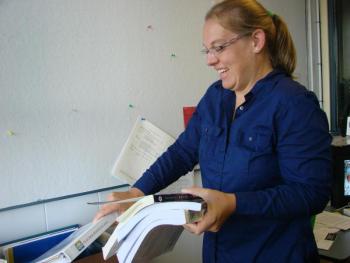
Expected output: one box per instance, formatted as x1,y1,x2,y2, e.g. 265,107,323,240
218,68,227,74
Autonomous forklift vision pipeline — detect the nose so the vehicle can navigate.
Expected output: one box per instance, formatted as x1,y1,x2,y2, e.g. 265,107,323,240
206,52,218,66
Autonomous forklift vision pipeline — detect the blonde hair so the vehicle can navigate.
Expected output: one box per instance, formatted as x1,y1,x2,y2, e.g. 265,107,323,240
206,0,296,76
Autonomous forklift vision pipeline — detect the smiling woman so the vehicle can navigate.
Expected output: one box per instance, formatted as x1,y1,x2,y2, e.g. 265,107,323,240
93,1,331,263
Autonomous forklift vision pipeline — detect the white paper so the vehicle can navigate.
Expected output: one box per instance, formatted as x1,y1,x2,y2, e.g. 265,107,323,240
111,117,175,185
316,211,350,230
313,222,338,250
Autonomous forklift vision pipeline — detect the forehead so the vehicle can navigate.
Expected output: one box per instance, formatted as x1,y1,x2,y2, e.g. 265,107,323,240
203,19,237,45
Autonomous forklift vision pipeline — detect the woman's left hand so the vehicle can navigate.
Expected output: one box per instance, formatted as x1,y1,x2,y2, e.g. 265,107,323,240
182,187,236,235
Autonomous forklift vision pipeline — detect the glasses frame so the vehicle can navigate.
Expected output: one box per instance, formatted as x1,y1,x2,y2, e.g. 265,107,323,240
201,33,249,57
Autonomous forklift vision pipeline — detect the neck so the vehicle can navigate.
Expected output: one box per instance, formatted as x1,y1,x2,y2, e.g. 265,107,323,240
234,57,273,98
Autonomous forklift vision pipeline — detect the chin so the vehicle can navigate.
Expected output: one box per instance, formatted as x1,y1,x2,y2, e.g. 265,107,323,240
222,81,235,90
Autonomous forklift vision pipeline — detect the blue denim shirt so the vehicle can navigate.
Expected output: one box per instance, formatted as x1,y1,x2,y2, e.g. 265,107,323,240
134,70,332,262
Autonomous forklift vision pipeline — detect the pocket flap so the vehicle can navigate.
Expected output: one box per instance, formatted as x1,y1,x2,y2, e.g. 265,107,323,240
238,128,273,152
201,124,222,137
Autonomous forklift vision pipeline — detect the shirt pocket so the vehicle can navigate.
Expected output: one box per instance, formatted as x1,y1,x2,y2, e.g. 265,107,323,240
238,128,278,188
199,123,222,159
238,127,274,154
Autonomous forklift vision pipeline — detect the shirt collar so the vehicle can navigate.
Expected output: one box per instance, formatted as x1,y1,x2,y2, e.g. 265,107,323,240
220,69,286,115
244,69,286,100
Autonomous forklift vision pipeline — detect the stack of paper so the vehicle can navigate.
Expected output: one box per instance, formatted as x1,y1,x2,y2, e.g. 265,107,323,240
314,211,350,250
102,195,206,263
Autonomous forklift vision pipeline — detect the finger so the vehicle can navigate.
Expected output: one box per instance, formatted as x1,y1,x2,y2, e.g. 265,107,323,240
183,223,194,233
93,206,113,222
191,216,212,234
93,204,119,222
183,223,204,235
93,210,106,223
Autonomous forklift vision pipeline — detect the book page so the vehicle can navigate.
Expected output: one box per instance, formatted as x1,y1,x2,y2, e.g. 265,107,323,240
116,195,155,228
111,117,175,185
316,211,350,230
116,201,203,241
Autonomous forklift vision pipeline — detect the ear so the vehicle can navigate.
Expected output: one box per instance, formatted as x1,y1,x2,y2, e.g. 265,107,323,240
251,29,266,53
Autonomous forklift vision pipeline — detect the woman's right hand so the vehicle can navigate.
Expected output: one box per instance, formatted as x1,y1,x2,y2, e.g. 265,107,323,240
93,187,144,222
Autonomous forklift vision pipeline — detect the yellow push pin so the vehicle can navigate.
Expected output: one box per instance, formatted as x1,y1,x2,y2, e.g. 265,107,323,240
7,130,15,136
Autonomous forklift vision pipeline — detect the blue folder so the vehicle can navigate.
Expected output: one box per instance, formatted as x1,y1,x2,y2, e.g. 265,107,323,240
1,225,79,263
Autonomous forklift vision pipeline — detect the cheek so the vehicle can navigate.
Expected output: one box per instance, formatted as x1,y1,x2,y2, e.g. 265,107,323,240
229,45,253,67
225,54,244,71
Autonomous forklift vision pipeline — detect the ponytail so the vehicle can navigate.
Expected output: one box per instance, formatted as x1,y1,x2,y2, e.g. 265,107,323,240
269,14,296,77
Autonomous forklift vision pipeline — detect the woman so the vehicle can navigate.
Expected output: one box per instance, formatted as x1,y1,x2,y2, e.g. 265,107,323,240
96,0,331,262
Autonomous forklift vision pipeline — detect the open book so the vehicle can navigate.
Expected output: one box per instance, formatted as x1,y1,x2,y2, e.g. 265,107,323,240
102,195,206,263
111,117,194,191
32,213,117,263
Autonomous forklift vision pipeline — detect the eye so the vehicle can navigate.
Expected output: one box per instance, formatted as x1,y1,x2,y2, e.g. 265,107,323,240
201,48,209,55
213,45,225,53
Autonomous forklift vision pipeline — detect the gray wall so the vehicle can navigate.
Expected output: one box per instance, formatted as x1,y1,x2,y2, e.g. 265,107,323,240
0,0,309,210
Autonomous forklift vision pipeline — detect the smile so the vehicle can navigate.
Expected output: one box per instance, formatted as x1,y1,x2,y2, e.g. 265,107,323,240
217,68,228,74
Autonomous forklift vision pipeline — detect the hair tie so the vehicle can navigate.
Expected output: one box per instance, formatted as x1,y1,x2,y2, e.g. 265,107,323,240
267,10,275,17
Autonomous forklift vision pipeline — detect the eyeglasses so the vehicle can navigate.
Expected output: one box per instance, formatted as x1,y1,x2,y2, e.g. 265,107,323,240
201,34,247,57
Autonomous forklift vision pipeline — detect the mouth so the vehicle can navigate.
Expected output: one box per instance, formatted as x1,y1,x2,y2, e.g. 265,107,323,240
216,68,229,78
217,68,228,73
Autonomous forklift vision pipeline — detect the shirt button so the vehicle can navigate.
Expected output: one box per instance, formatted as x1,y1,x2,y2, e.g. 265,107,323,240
239,106,244,111
248,137,252,141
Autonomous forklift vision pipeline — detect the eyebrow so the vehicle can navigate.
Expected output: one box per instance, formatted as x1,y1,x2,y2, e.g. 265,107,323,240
202,37,236,47
202,40,225,48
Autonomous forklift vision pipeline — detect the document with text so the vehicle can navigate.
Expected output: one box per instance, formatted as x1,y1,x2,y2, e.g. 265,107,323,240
111,117,175,185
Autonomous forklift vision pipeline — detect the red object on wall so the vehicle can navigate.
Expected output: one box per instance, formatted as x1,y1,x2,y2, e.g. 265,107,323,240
183,106,196,128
